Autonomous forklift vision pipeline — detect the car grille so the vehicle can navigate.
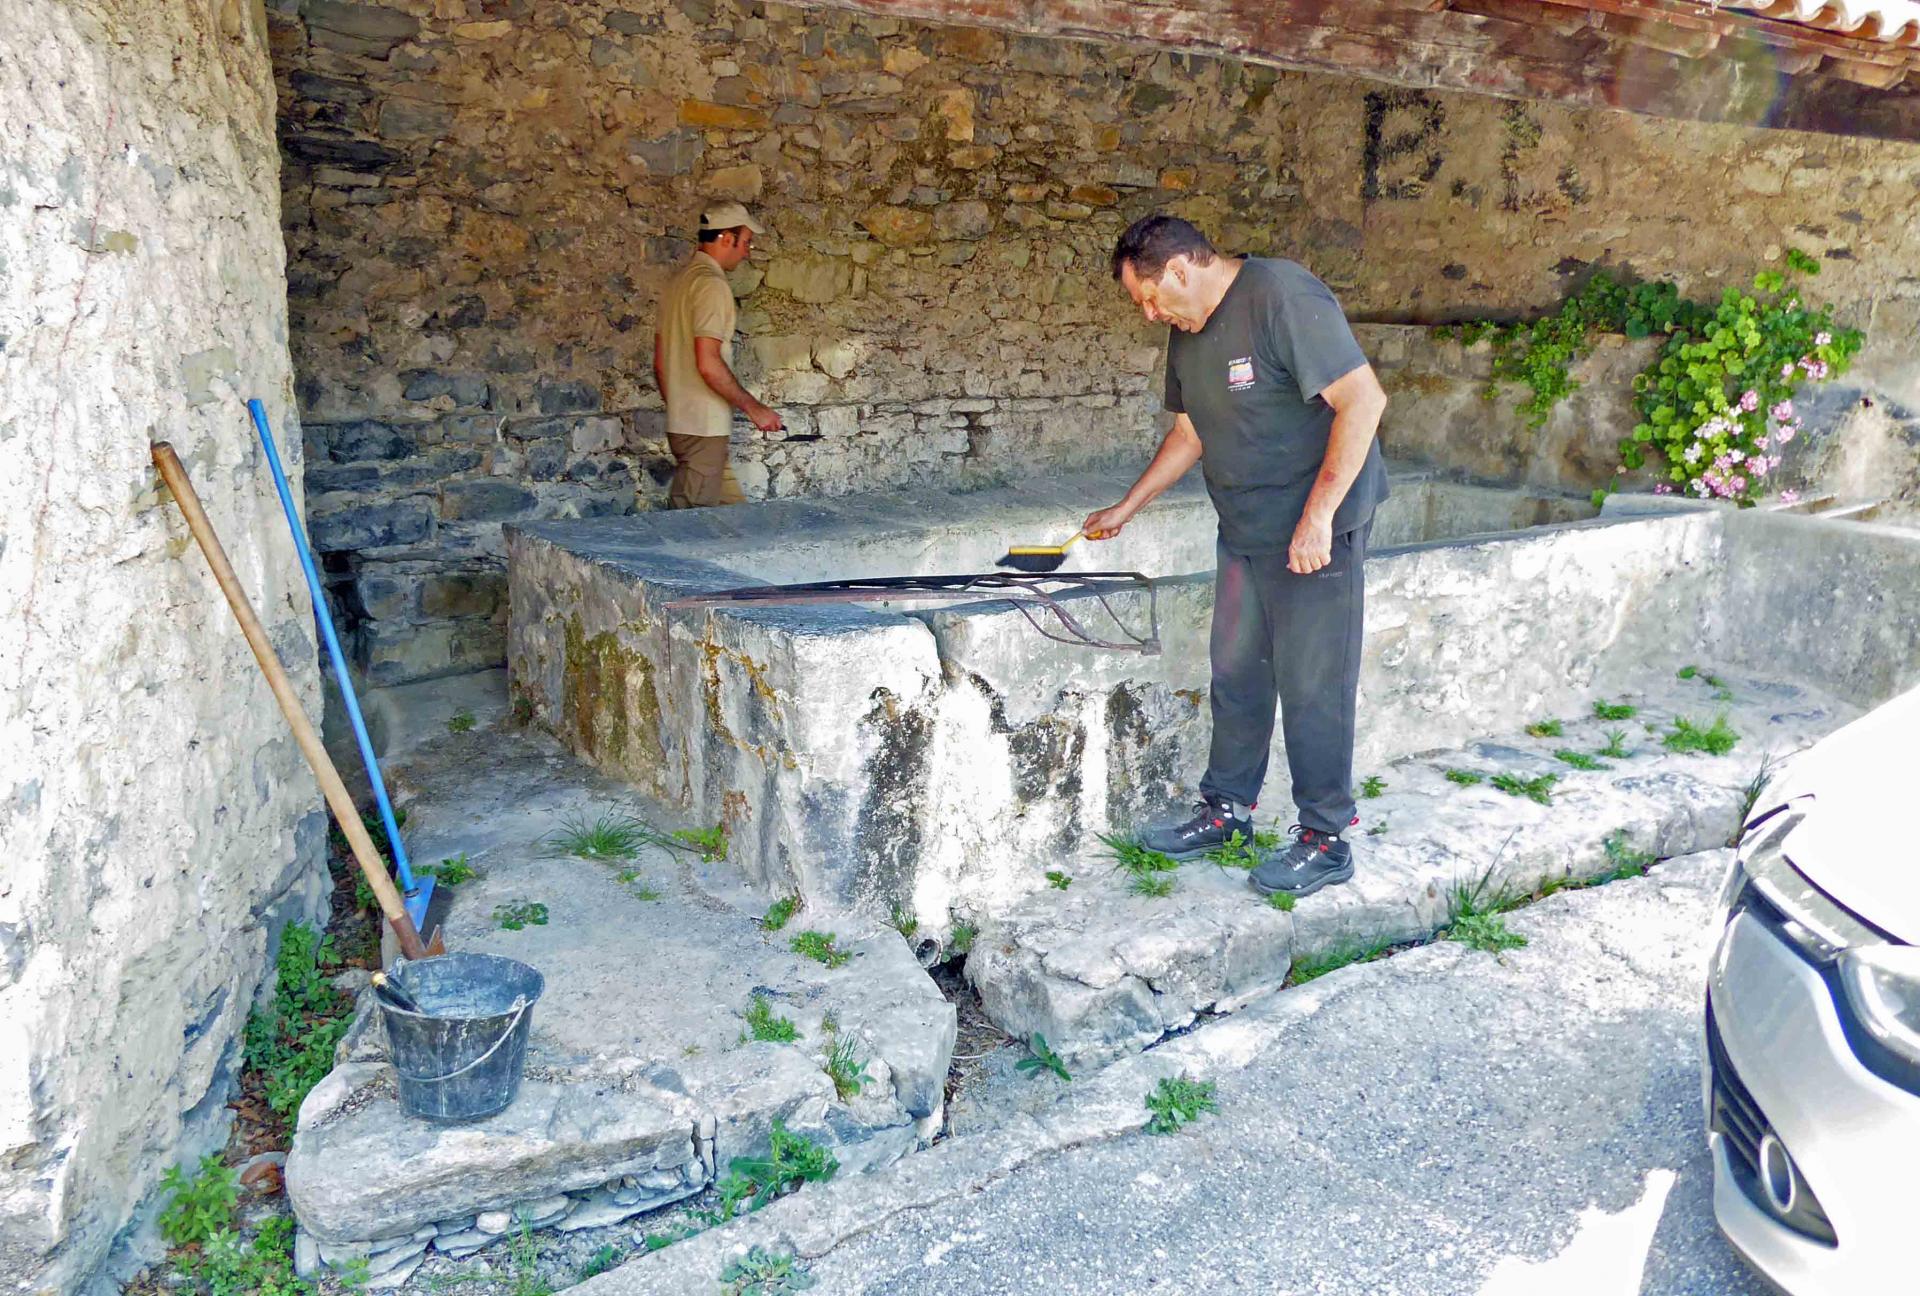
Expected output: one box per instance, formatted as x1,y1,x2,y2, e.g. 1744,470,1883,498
1706,1001,1839,1247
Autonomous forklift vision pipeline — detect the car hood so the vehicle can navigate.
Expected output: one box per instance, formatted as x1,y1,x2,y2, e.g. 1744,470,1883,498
1771,683,1920,945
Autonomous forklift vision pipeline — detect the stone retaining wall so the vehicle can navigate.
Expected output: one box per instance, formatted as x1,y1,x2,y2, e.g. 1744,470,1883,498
272,1,1920,692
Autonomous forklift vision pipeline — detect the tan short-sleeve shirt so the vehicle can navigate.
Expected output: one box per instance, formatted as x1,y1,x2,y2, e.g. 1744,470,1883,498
657,251,737,439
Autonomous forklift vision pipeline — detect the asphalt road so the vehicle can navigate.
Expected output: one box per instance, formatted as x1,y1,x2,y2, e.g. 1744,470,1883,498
798,851,1768,1296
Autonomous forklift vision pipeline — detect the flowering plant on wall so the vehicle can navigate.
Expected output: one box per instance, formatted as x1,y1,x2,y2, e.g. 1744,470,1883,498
1622,249,1862,506
1437,250,1863,508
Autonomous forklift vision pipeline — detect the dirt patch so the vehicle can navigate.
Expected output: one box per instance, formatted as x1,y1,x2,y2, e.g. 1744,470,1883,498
931,957,1013,1132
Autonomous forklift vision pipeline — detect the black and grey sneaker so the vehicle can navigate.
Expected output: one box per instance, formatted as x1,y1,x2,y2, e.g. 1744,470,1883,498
1248,825,1355,897
1138,795,1254,860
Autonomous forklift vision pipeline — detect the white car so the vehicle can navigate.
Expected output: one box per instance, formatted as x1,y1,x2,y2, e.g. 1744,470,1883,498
1706,683,1920,1294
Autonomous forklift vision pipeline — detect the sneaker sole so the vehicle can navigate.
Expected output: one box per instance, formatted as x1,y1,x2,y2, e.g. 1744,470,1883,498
1247,861,1355,898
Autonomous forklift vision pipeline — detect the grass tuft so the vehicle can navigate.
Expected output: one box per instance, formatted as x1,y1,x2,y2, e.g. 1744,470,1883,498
762,895,799,931
1525,719,1564,738
948,920,977,955
1100,831,1180,898
824,1033,869,1101
1445,768,1485,786
719,1246,813,1295
1286,940,1394,986
1553,749,1608,771
1591,700,1637,721
1597,728,1632,759
1677,664,1699,679
672,825,727,862
790,930,849,969
1266,890,1296,912
1016,1032,1071,1082
548,812,648,861
1601,830,1656,880
888,906,918,940
744,995,800,1044
1733,753,1780,844
494,901,549,931
1663,713,1739,756
1445,870,1529,954
1358,775,1387,798
1491,772,1558,804
1145,1075,1219,1135
1204,829,1260,870
447,709,477,734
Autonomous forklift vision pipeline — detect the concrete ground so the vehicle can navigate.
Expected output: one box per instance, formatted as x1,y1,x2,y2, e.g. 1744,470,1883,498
586,850,1769,1296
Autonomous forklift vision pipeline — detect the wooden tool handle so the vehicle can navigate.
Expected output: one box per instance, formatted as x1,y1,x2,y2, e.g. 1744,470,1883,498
152,442,429,961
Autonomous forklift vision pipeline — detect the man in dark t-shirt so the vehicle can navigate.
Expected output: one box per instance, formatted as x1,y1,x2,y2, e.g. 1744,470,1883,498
1085,215,1390,899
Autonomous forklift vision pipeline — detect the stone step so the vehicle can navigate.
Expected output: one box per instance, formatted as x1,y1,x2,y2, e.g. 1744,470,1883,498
966,670,1852,1069
285,724,955,1271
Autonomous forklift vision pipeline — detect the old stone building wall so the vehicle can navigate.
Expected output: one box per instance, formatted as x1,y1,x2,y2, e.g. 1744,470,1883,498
273,0,1920,688
0,2,328,1291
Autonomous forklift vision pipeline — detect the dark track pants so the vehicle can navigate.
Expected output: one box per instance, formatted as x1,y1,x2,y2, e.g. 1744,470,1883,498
1198,522,1370,837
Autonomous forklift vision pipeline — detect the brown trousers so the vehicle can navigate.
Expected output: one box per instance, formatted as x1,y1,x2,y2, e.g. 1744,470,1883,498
666,433,745,509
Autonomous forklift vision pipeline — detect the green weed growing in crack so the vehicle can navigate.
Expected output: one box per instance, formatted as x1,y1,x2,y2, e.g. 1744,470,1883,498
1491,772,1558,805
422,852,477,885
578,1244,623,1281
1046,870,1073,890
1602,831,1657,880
1266,890,1296,912
790,931,848,969
447,709,476,734
508,1220,552,1296
1367,822,1389,837
1592,700,1637,721
1445,768,1485,786
1733,753,1780,844
1286,940,1395,986
158,1155,237,1247
1525,719,1564,738
719,1246,815,1295
948,921,977,955
1145,1075,1219,1135
1253,829,1282,850
1358,775,1387,798
1554,749,1608,772
761,895,799,932
672,824,728,862
1100,831,1180,897
1677,664,1699,680
824,1033,870,1101
1444,870,1528,954
547,812,648,861
1664,713,1739,756
743,994,799,1044
1204,830,1260,870
1597,728,1632,759
1017,1032,1071,1082
701,1120,839,1225
888,905,918,940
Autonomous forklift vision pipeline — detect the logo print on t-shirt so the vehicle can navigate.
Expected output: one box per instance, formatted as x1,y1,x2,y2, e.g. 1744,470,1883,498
1227,356,1256,391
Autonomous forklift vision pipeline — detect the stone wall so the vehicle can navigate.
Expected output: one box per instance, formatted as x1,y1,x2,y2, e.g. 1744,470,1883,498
0,3,328,1292
272,0,1920,689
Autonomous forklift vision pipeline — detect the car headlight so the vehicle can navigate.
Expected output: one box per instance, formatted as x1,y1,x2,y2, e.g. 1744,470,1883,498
1839,945,1920,1068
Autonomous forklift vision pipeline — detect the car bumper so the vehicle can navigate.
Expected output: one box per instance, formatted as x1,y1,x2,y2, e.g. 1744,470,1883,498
1706,908,1920,1295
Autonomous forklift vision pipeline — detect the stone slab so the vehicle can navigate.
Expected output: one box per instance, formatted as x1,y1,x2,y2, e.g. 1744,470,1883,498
967,670,1855,1067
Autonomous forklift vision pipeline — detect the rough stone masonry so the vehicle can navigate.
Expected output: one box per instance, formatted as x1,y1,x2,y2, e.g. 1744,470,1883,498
0,2,329,1293
271,1,1920,693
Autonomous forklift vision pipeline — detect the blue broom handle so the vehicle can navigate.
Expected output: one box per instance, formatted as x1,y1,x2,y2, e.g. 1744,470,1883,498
246,398,416,893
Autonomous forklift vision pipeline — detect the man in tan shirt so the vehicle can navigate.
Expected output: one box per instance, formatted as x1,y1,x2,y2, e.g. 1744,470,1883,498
653,201,783,508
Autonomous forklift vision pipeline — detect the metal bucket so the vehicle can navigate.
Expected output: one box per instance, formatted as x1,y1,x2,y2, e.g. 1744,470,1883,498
376,953,545,1123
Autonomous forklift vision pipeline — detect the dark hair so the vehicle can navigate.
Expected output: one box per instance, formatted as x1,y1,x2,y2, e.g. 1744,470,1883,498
1111,214,1216,282
698,226,737,245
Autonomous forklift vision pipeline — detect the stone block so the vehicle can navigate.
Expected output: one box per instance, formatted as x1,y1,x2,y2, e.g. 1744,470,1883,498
400,371,488,408
763,255,850,304
377,98,452,140
310,501,434,552
356,572,418,621
357,621,454,686
419,572,505,620
704,164,764,200
858,205,932,247
678,100,768,129
310,420,417,464
814,340,859,379
303,0,420,57
750,335,814,372
535,380,600,415
933,201,993,241
629,129,704,177
441,480,537,522
452,19,513,40
569,417,625,455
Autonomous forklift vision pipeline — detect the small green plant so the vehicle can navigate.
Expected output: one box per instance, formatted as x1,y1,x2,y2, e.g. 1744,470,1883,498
1131,873,1175,898
578,1244,623,1281
820,1009,840,1034
192,1216,312,1296
948,920,977,954
673,824,728,862
719,1246,815,1295
791,930,849,969
614,869,662,899
761,895,799,931
1266,890,1296,912
1017,1032,1072,1082
1253,829,1282,850
1100,831,1181,897
1445,768,1485,786
744,994,800,1044
426,852,477,885
888,905,918,940
1287,940,1394,986
447,709,476,734
493,901,549,931
548,811,647,860
508,1219,552,1296
511,694,535,726
1734,753,1780,843
642,1229,688,1252
1145,1075,1219,1135
1491,772,1558,804
1554,749,1608,771
242,925,352,1123
1204,829,1260,870
1045,870,1073,890
1367,822,1388,837
704,1120,839,1224
1358,775,1387,798
1664,713,1739,756
1677,665,1699,680
1597,728,1632,759
824,1034,870,1101
1525,719,1564,738
336,1256,371,1291
1445,872,1528,954
1592,700,1637,721
1601,830,1656,880
158,1155,238,1247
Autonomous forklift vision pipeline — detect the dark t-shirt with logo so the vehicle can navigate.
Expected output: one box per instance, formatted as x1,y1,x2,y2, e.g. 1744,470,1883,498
1164,257,1387,555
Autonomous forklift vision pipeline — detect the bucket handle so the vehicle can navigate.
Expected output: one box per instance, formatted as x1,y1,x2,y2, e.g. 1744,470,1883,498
393,995,532,1086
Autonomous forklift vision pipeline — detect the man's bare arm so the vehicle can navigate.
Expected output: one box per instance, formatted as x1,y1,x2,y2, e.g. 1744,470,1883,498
1288,363,1388,574
693,336,783,433
1083,413,1203,539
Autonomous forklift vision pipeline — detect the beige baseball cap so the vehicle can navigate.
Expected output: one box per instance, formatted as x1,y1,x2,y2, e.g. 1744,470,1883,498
698,201,766,235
